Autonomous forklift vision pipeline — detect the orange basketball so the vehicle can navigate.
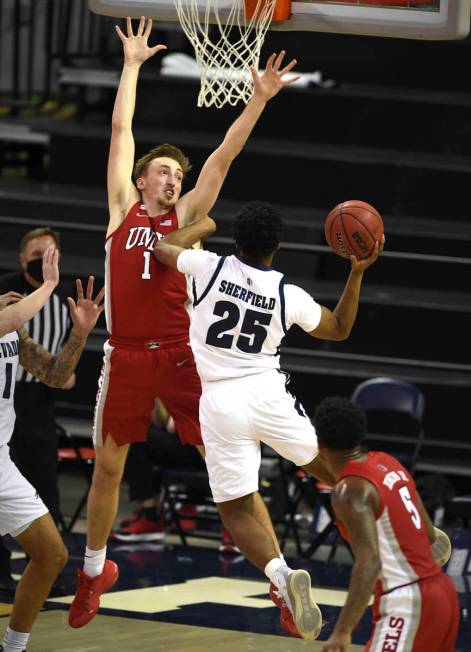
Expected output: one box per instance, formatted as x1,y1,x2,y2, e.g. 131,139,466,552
324,200,384,259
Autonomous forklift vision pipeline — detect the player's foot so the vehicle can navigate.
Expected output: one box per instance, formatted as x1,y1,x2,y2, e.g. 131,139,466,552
285,569,322,641
68,560,119,628
0,647,25,651
269,582,302,638
218,528,240,554
119,508,144,528
112,513,166,542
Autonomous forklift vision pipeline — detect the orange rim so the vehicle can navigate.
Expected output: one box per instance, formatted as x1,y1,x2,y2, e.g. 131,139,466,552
244,0,291,22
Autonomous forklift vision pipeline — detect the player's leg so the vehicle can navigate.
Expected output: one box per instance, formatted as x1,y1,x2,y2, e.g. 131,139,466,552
200,373,321,641
69,345,155,628
9,514,67,633
0,452,66,652
218,492,280,569
86,435,130,550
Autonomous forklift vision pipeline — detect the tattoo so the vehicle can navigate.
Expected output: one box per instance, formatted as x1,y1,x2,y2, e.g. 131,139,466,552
18,327,86,388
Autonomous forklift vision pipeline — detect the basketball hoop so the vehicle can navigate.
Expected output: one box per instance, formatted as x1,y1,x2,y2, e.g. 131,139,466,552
173,0,291,108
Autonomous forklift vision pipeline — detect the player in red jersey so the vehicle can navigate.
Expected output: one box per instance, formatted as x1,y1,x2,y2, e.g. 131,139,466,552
69,16,299,628
314,397,460,652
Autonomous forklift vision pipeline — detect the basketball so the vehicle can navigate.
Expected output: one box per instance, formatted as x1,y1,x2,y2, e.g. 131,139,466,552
324,200,384,260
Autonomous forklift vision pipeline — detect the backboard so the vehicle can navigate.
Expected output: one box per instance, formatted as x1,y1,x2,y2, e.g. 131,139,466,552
89,0,471,40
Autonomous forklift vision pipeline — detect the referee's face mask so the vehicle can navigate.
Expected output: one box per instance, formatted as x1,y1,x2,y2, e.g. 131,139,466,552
20,234,59,285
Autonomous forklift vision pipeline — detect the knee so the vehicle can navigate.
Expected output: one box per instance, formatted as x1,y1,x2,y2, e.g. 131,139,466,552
93,460,124,488
32,540,68,575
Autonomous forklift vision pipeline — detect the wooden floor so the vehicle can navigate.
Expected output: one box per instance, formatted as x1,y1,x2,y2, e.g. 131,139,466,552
25,611,363,652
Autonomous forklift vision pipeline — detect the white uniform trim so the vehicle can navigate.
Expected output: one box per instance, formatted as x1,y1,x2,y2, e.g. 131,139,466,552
369,581,422,651
377,507,419,592
93,340,114,447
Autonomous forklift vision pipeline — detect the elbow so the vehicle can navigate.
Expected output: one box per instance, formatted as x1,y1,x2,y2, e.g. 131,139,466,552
204,217,217,238
111,119,128,134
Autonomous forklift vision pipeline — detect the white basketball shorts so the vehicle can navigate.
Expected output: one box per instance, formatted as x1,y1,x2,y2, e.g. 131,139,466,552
199,369,318,504
0,445,48,537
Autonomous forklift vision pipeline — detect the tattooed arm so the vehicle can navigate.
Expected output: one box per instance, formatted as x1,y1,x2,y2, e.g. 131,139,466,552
18,277,104,388
19,328,87,388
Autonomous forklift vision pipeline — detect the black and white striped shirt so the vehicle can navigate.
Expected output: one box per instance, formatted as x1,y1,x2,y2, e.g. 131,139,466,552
0,272,71,383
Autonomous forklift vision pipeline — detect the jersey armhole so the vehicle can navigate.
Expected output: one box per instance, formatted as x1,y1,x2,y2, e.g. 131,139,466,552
105,201,140,243
279,276,287,335
194,256,226,307
340,473,385,519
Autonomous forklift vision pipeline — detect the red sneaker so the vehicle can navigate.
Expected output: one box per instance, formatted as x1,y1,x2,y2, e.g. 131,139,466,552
218,528,241,554
112,514,166,542
68,560,119,628
269,582,302,638
169,503,198,532
119,508,143,528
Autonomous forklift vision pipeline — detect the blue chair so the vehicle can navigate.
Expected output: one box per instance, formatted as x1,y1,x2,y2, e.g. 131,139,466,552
351,377,425,471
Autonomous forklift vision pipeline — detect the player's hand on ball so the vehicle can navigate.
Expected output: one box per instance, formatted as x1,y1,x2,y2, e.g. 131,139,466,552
432,527,452,567
251,51,300,102
68,277,105,338
116,16,167,67
350,234,385,273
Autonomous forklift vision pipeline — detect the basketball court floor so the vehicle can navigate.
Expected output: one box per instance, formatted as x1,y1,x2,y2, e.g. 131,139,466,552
1,528,470,651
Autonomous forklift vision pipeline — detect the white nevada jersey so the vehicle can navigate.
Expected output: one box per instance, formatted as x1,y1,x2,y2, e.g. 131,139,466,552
0,332,19,446
177,250,322,383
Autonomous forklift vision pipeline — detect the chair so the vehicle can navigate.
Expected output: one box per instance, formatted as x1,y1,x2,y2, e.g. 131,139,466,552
351,377,425,471
56,423,95,533
160,467,221,545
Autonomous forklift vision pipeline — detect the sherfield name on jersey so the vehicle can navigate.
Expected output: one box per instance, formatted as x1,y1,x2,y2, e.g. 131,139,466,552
218,279,276,310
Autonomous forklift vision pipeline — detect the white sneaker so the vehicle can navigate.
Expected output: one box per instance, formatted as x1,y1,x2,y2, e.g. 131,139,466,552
281,569,322,641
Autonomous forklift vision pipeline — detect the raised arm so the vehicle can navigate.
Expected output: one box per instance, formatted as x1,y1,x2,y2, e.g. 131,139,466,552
310,237,384,341
0,246,58,338
108,17,166,237
322,478,382,652
19,277,104,388
178,52,299,225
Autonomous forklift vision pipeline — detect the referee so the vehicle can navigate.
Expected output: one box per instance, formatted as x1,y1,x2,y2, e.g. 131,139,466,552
0,227,73,590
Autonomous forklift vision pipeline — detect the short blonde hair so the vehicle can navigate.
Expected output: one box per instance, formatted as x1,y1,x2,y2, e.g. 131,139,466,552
133,144,192,181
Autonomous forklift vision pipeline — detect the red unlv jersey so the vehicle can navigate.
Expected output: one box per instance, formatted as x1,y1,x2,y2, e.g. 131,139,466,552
337,452,440,596
104,202,191,340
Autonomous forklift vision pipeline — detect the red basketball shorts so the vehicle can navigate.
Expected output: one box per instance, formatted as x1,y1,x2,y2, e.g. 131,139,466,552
93,338,202,447
366,572,460,652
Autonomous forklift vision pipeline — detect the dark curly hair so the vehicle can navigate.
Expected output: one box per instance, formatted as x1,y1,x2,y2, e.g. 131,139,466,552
314,397,367,451
232,202,284,258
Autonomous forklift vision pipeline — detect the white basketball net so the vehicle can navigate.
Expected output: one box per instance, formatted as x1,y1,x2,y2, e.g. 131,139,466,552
174,0,277,108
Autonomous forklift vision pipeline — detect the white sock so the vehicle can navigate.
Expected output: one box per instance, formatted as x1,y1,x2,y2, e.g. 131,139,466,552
264,558,293,609
3,626,29,651
83,546,106,577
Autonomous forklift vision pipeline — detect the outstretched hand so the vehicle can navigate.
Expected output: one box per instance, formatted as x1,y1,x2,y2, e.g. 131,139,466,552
350,234,385,273
115,16,167,67
68,277,105,338
251,51,299,102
